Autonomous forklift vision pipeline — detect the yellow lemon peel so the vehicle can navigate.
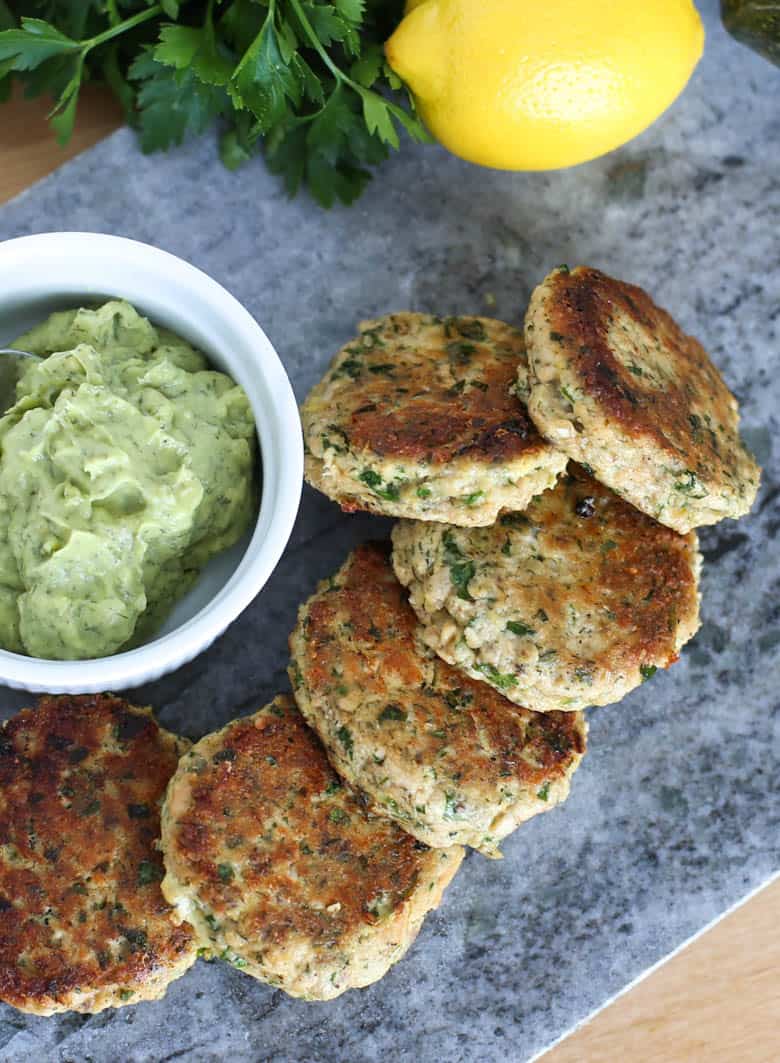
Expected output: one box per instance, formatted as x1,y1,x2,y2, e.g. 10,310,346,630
385,0,705,170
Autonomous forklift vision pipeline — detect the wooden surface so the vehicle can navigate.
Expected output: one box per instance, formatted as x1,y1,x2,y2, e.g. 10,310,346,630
1,86,778,1063
0,85,122,206
544,879,780,1063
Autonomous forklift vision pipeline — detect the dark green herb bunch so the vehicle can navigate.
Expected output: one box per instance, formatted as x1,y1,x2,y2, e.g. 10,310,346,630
0,1,427,205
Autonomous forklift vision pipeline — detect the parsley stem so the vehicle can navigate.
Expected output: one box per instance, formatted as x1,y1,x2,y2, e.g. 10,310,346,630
287,0,388,128
83,4,163,54
287,0,353,89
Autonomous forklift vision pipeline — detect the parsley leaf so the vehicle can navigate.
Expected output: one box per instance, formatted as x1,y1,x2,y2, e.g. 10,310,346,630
362,87,399,148
154,25,235,90
336,724,353,758
336,0,366,20
217,862,235,883
0,19,79,70
379,703,406,722
137,860,163,886
358,467,401,501
232,13,301,130
302,2,358,52
130,51,230,153
475,662,518,690
0,0,422,206
350,41,383,87
442,530,475,601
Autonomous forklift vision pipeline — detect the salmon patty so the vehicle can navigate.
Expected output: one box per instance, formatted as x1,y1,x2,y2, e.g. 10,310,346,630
160,694,463,1000
302,313,566,525
289,544,586,857
524,265,760,532
0,694,197,1015
392,466,702,713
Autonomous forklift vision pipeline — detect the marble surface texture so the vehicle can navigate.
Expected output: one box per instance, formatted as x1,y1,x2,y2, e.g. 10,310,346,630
0,2,778,1060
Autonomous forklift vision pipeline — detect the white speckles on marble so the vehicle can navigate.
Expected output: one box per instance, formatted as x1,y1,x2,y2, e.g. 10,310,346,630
0,2,779,1060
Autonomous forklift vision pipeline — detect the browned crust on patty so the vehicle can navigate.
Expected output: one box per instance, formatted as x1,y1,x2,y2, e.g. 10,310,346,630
165,697,437,944
290,543,586,852
524,267,760,531
0,694,196,1015
302,313,568,525
535,267,740,456
161,695,462,997
391,465,702,713
332,315,548,465
516,465,700,666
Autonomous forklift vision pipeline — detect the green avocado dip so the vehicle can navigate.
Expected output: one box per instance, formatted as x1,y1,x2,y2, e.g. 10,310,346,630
0,300,257,660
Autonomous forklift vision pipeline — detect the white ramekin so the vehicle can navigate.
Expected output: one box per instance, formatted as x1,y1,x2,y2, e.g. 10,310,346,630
0,232,302,693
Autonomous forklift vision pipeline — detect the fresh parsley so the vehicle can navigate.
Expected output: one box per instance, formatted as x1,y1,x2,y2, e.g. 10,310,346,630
378,703,406,722
217,862,235,882
359,468,401,501
442,791,462,820
673,469,707,497
0,1,426,206
137,859,163,886
454,319,486,342
442,529,475,601
475,662,518,690
336,723,353,758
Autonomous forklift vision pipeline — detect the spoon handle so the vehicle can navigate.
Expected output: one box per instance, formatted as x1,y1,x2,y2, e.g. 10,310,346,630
0,348,40,414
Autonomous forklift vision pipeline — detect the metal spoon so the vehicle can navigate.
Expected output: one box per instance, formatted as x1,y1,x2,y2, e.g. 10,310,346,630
0,347,41,413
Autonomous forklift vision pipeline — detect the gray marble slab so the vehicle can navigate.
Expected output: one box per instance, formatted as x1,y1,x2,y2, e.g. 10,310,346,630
0,2,779,1060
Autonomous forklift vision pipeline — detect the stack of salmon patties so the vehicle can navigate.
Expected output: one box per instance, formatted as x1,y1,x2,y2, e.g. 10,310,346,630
164,269,756,1001
2,269,758,1017
295,266,759,862
159,309,594,1003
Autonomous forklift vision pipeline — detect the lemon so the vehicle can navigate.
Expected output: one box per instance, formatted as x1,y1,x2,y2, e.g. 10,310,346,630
385,0,705,170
